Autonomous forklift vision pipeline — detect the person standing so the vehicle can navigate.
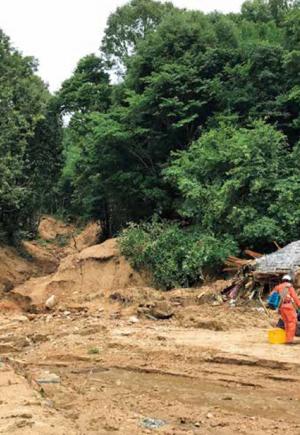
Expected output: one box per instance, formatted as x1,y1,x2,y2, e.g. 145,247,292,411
271,275,300,344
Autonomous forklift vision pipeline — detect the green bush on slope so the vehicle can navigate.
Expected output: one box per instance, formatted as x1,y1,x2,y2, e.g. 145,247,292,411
119,219,237,289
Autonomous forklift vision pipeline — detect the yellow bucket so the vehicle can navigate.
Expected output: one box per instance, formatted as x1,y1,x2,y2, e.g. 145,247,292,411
268,328,286,344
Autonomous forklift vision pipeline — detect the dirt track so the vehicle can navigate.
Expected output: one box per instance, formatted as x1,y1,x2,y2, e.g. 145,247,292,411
1,306,300,435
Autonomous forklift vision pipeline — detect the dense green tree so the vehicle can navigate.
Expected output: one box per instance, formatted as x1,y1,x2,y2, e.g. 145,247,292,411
101,0,174,75
0,29,63,241
165,122,300,249
57,54,112,221
283,6,300,49
3,0,300,281
241,0,299,23
58,0,300,260
26,96,63,214
59,54,111,114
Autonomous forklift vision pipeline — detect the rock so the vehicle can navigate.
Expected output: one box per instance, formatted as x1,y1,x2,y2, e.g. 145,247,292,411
45,315,52,323
206,412,213,419
109,292,131,304
30,333,49,344
64,311,71,316
222,396,233,401
12,315,29,323
211,421,229,428
43,399,54,408
12,336,31,348
45,295,57,310
150,302,174,320
0,343,18,353
255,307,265,313
140,418,167,430
119,331,133,337
36,372,61,384
13,413,33,419
128,315,139,324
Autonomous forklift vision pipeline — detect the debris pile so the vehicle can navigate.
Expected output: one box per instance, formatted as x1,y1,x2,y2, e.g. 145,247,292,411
222,241,300,303
255,241,300,283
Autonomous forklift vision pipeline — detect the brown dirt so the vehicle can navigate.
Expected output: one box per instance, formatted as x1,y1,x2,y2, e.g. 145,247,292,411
38,215,100,253
1,218,300,434
21,241,60,274
0,361,75,434
68,222,100,253
0,245,37,292
38,216,75,241
0,301,299,435
20,218,101,277
12,238,148,309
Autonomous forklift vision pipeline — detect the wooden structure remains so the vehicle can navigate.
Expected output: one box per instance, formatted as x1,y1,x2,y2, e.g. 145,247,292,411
254,241,300,288
223,241,300,301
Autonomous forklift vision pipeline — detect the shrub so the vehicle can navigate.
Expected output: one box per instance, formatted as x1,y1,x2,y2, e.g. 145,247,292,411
119,219,237,289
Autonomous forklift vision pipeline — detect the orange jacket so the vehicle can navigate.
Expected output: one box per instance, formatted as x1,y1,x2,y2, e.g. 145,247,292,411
272,282,300,308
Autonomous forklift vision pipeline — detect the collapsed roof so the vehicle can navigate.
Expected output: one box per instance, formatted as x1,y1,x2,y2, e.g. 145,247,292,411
255,241,300,277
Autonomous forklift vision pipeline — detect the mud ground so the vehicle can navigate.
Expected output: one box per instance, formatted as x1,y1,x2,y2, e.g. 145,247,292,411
0,217,299,434
1,303,300,435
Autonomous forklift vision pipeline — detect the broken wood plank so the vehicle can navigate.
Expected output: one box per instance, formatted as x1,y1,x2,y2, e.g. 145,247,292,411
273,241,282,250
244,249,263,259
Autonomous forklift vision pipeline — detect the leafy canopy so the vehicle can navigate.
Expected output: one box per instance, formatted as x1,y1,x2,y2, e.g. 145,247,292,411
0,30,63,241
56,0,300,282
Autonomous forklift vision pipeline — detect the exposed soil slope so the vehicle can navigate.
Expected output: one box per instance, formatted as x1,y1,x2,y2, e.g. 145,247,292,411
38,216,75,241
20,217,101,275
0,246,37,293
13,238,148,309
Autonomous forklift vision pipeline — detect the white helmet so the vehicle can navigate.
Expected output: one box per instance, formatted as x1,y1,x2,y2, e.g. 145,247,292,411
282,274,292,282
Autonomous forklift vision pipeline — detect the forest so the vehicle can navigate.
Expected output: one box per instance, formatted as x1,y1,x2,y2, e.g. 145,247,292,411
1,0,300,287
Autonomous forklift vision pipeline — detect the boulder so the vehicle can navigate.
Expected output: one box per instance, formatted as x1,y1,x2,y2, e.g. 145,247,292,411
45,295,57,310
150,301,174,320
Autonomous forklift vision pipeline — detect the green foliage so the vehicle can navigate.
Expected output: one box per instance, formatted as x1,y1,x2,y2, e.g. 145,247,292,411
165,121,300,249
119,219,237,289
0,29,63,242
59,54,111,114
241,0,299,23
4,0,300,281
101,0,175,75
57,0,300,277
26,96,64,215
